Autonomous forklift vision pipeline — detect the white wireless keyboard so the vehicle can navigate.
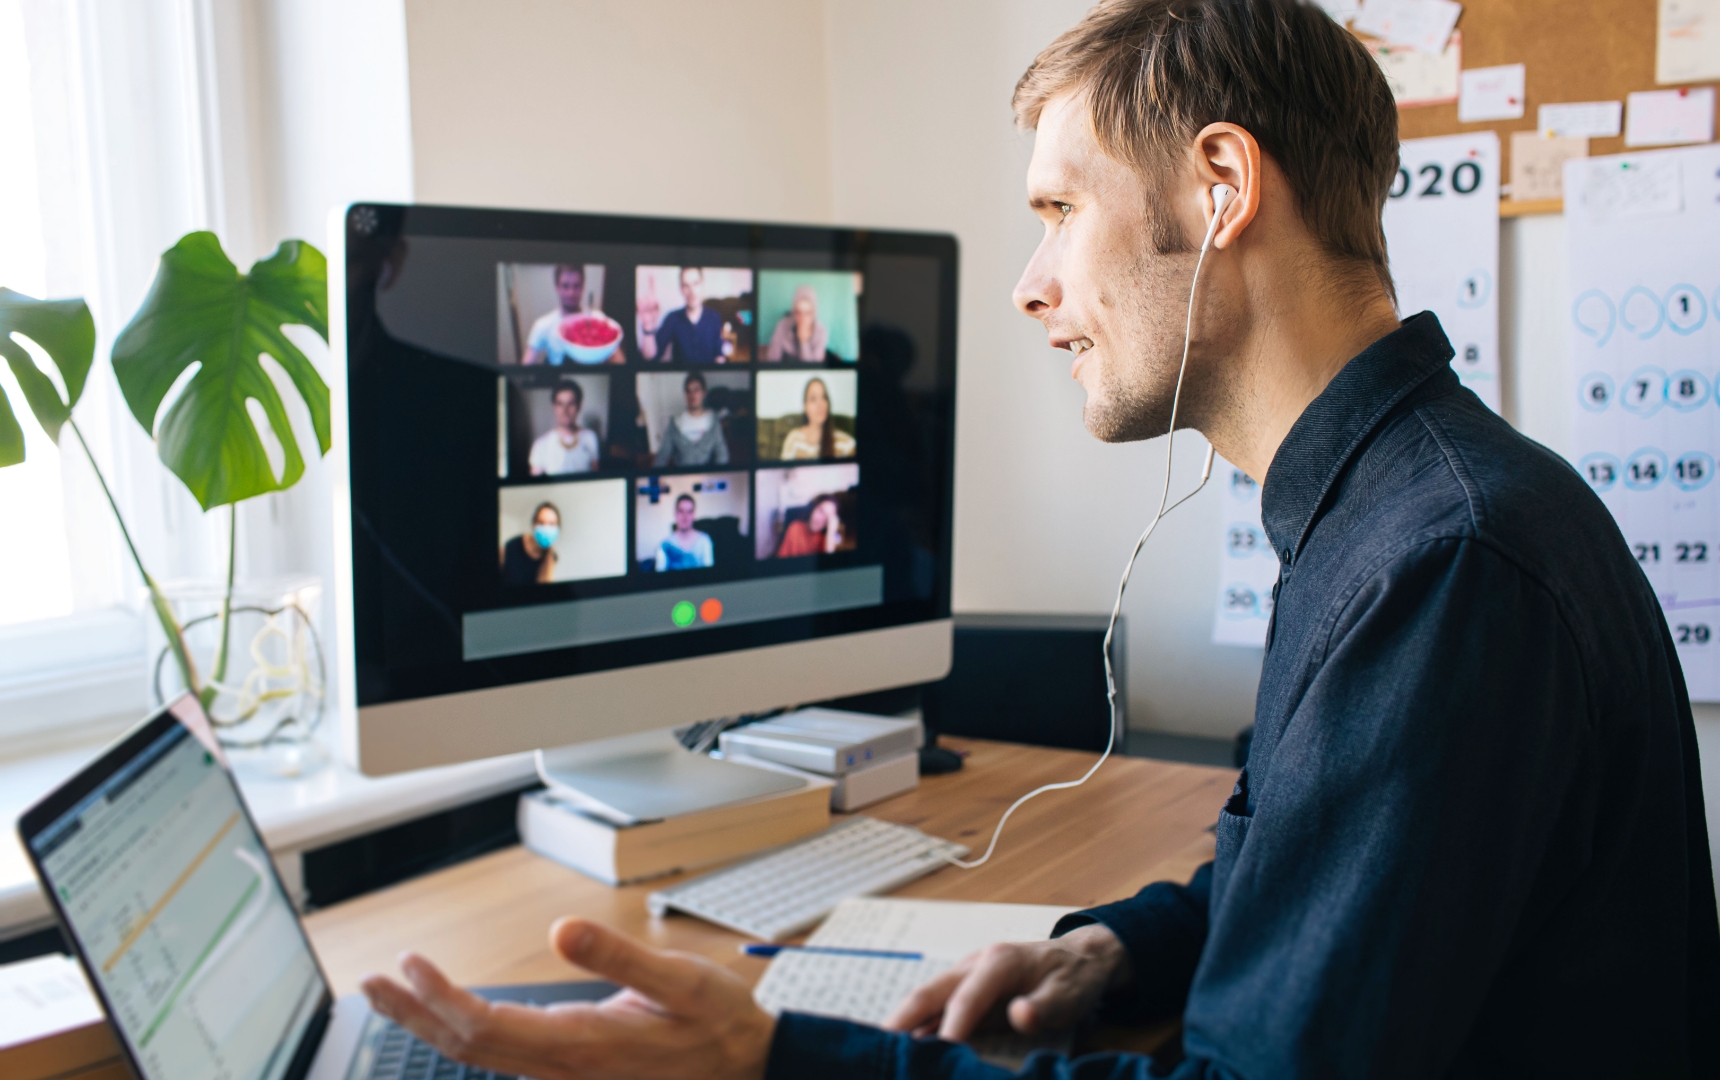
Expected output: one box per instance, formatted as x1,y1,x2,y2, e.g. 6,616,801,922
646,817,970,940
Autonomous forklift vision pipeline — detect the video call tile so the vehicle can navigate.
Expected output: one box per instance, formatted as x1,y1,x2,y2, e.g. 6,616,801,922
755,464,859,560
498,478,629,586
635,471,752,573
756,369,856,461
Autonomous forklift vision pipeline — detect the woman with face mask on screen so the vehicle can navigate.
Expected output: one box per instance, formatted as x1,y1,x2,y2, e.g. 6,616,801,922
500,503,560,585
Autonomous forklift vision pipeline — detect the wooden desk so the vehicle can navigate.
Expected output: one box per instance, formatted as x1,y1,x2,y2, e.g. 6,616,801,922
302,738,1233,997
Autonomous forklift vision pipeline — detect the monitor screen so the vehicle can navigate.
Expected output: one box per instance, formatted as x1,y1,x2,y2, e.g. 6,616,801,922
26,703,327,1080
339,205,956,711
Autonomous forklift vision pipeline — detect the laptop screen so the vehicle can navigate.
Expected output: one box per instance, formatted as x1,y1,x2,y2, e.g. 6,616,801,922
26,707,327,1080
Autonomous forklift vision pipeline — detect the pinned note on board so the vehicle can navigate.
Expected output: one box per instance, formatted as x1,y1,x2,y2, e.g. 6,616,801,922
1572,155,1685,222
1625,87,1717,147
1657,0,1720,84
1539,101,1624,139
1352,0,1462,56
1510,132,1588,201
1458,64,1526,122
1363,30,1461,107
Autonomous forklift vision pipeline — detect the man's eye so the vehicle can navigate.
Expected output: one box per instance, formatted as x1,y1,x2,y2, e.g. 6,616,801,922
1056,202,1073,219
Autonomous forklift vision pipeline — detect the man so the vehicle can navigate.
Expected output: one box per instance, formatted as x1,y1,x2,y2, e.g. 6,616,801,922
655,493,715,571
363,2,1720,1076
529,380,601,476
522,264,587,366
639,267,732,363
654,372,730,467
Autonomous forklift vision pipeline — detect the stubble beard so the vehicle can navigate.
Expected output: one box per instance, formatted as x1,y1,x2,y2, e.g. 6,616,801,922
1080,254,1195,444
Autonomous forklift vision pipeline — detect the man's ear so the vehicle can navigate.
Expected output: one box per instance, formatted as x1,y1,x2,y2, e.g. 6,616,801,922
1193,123,1261,250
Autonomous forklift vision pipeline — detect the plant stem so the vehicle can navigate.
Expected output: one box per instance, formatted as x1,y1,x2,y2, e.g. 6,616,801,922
204,504,237,711
68,418,201,696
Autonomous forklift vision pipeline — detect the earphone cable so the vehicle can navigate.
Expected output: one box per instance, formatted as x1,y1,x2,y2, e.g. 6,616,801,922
949,192,1228,870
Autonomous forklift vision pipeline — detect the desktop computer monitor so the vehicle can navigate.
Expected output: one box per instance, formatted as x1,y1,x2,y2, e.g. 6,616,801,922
329,204,957,775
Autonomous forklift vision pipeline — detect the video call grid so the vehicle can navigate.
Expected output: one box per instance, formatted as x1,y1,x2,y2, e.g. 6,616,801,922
493,259,868,591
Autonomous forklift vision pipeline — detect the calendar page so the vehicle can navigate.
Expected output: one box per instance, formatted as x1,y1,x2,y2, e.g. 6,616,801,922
1212,133,1502,647
1566,144,1720,701
1211,459,1279,646
1385,132,1502,413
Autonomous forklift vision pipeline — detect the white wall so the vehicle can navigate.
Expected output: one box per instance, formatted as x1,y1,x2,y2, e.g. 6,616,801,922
402,0,833,224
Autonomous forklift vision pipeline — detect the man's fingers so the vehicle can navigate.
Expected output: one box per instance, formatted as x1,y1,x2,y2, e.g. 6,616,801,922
361,973,455,1044
552,917,706,1012
399,953,493,1037
361,972,548,1078
937,946,1030,1044
883,964,967,1032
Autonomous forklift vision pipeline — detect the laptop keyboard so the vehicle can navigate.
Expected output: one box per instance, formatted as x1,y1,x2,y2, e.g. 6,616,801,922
351,1016,515,1080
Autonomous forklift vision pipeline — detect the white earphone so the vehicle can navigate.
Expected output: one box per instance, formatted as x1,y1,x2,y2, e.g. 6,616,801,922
951,183,1238,869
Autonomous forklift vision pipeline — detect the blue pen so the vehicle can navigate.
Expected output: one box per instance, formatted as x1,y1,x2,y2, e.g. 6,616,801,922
740,943,923,960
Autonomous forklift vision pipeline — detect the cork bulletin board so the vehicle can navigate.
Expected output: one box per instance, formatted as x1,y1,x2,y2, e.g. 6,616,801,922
1354,0,1720,214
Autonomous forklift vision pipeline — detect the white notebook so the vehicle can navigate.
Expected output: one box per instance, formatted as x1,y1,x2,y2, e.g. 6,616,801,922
753,897,1077,1065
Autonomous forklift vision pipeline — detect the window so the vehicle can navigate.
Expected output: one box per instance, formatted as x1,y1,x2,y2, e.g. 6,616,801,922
0,0,78,628
0,0,219,744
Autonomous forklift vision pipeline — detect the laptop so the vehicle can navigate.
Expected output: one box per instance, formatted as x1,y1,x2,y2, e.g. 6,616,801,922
18,694,612,1080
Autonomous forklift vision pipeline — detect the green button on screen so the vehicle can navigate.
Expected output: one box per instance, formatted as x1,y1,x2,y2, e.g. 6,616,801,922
670,601,697,627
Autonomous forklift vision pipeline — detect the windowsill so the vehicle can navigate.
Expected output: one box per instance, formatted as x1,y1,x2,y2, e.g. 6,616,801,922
1,723,538,939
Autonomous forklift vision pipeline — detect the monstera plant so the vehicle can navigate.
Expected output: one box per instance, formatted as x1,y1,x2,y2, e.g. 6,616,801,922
1,232,329,715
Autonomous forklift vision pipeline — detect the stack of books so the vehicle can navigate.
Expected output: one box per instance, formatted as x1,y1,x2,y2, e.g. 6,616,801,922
719,708,924,812
1,954,125,1080
519,753,832,886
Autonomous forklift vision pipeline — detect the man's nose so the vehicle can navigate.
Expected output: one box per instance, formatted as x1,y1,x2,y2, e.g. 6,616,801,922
1013,249,1059,318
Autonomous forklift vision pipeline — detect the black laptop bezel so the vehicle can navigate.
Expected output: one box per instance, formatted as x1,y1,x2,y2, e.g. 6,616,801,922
17,695,337,1080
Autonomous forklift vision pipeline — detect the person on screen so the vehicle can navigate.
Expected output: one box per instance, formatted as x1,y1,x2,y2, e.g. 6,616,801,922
654,372,729,467
765,284,837,362
529,380,600,475
775,494,843,557
522,265,587,366
655,494,714,571
499,502,559,585
637,267,731,363
778,377,855,460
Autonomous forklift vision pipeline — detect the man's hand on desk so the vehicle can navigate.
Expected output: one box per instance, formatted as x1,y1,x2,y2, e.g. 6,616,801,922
884,923,1131,1043
360,917,774,1080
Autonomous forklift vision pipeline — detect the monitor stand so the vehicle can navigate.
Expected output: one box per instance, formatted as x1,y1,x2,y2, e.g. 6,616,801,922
535,729,806,826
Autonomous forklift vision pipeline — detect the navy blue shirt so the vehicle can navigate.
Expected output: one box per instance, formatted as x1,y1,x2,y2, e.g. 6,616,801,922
765,314,1720,1078
651,305,725,363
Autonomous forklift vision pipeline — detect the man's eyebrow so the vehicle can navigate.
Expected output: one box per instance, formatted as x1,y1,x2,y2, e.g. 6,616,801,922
1026,187,1075,210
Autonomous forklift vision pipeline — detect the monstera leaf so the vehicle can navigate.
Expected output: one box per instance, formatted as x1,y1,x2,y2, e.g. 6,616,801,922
113,232,330,509
0,289,96,466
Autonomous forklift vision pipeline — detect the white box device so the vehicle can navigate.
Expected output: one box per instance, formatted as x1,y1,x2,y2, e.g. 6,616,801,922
719,709,924,775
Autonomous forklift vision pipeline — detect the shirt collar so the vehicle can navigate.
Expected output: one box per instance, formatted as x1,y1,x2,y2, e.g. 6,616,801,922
1259,311,1456,566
